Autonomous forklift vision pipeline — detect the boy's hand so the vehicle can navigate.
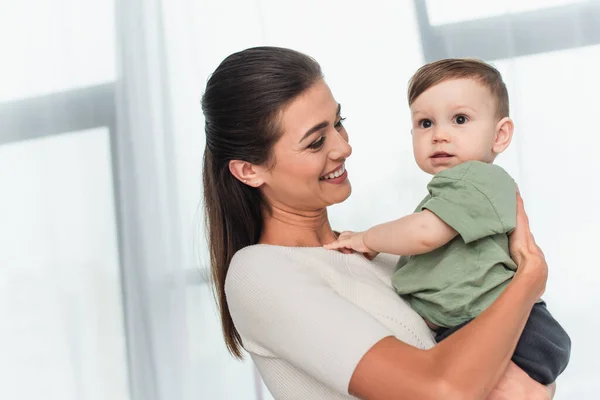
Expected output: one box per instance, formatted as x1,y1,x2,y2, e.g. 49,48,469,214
324,231,378,259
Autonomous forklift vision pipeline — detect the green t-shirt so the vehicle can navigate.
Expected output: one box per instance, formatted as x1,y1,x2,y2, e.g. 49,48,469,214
392,160,517,328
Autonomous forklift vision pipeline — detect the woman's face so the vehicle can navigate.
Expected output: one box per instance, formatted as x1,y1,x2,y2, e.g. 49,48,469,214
259,79,352,212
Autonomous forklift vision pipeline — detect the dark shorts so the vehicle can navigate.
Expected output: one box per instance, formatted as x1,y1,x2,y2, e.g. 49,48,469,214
435,302,571,385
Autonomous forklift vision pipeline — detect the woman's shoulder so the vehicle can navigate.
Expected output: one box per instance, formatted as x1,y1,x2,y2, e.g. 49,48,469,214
225,245,322,299
226,245,401,305
230,243,297,265
228,245,398,279
227,244,313,279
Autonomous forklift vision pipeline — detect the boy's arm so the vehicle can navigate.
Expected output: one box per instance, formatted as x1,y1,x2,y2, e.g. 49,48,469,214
324,210,457,256
363,210,457,255
325,162,516,255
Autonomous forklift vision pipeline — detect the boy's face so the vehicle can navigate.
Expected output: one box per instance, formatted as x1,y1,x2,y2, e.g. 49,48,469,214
410,78,501,175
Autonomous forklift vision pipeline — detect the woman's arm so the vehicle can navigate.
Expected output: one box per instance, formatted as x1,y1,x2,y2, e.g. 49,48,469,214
349,192,548,400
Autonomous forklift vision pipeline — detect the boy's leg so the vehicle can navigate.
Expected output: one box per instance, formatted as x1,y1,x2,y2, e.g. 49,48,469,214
512,301,571,385
435,302,571,385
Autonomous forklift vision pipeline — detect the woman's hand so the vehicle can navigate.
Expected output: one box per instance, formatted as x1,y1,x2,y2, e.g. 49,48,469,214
509,191,548,300
488,362,555,400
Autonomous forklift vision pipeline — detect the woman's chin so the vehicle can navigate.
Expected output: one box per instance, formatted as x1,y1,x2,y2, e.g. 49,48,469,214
326,182,352,206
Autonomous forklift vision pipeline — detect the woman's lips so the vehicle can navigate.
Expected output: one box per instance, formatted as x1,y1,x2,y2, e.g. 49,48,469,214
320,164,345,181
320,169,348,184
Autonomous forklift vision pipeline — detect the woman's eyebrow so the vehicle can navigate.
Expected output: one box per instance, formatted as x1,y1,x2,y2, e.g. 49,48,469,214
299,104,341,143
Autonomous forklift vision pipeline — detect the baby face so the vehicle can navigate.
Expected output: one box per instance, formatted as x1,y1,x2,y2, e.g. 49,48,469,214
410,78,501,175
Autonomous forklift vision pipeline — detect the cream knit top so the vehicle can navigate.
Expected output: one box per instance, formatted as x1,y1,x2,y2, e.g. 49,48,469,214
225,245,436,399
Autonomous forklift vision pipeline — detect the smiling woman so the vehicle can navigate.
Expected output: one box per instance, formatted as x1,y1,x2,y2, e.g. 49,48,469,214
200,46,553,400
228,79,353,222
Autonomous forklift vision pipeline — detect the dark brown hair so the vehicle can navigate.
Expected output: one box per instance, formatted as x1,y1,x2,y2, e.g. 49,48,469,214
201,47,323,358
408,58,509,118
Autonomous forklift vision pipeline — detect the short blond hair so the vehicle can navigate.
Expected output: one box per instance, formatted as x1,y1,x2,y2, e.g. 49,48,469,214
408,58,509,118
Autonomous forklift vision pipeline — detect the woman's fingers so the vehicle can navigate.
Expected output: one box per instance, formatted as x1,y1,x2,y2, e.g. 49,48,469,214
513,191,545,260
510,191,533,264
516,192,531,232
508,190,548,298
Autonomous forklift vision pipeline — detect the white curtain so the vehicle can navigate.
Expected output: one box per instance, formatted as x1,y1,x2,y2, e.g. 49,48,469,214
0,1,129,400
1,0,598,399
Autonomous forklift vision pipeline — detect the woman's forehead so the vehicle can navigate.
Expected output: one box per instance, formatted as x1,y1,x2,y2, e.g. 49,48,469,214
279,80,338,141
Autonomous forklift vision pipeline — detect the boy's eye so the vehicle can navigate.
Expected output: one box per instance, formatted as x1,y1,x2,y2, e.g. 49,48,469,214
419,119,432,129
454,115,468,124
307,136,326,150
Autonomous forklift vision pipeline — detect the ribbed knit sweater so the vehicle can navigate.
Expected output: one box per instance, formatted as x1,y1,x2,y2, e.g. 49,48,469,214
225,245,436,399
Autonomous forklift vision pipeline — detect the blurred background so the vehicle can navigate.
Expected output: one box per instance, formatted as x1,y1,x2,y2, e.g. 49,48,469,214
1,0,598,399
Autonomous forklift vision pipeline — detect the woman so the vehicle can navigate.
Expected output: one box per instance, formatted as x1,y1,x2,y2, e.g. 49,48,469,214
202,46,552,399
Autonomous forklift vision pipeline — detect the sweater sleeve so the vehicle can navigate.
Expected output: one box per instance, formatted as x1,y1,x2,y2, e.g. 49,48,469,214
225,248,394,395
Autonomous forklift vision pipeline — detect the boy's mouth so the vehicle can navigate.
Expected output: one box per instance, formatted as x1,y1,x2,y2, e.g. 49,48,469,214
431,151,453,158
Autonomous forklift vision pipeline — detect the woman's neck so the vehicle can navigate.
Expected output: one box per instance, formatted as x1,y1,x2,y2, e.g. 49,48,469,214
259,205,337,247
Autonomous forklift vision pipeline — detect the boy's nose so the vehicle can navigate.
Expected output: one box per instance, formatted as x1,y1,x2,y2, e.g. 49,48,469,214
432,128,450,142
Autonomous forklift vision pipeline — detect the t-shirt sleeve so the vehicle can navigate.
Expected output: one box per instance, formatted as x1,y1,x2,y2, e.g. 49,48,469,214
225,249,394,395
420,161,517,244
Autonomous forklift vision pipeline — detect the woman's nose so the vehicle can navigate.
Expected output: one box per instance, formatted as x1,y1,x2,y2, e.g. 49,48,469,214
330,129,352,160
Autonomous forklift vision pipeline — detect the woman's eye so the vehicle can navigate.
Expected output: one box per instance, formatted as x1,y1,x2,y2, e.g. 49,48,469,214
334,117,346,129
307,136,326,149
419,119,432,129
454,115,468,124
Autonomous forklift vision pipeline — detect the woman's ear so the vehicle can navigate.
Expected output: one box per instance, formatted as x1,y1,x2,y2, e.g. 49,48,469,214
493,117,514,155
228,160,264,187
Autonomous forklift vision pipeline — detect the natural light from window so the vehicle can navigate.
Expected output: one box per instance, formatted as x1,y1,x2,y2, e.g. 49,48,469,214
425,0,586,26
0,0,115,102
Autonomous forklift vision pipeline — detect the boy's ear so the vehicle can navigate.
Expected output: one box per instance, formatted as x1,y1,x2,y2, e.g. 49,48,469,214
228,160,265,188
493,117,514,155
